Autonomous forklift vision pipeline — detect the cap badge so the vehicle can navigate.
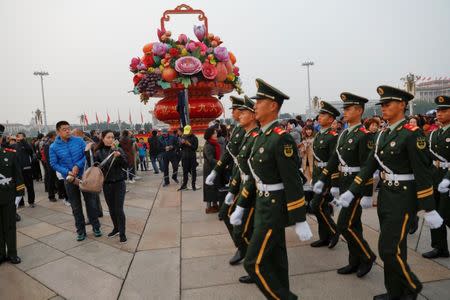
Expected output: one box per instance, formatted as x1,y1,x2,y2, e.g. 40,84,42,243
377,87,384,96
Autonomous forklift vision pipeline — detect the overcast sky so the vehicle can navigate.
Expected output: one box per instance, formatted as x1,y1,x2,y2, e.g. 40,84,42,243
1,0,449,125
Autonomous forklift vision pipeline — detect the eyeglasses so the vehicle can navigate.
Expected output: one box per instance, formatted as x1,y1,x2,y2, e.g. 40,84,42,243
59,126,71,132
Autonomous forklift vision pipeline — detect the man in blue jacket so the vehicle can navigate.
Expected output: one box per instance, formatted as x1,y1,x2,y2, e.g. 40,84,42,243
49,121,101,241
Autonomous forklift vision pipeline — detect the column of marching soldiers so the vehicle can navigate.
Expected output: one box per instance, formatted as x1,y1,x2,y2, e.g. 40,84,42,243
203,79,450,300
1,79,450,300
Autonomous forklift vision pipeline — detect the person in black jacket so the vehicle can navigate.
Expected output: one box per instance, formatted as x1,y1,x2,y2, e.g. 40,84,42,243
14,132,35,207
178,125,199,191
147,130,160,174
94,130,128,243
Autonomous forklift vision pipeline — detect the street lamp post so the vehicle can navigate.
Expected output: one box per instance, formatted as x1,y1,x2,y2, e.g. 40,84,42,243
33,71,49,133
302,61,314,117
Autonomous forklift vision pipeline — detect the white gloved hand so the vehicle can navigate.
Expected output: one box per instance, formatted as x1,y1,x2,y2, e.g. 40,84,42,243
224,192,235,205
205,170,217,186
438,179,450,193
330,187,340,198
336,191,354,208
295,221,313,241
313,180,324,194
360,196,373,209
230,206,245,226
15,196,22,208
424,210,444,229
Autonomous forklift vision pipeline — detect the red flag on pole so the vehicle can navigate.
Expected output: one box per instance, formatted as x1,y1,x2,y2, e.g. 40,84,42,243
96,112,100,124
107,113,111,124
84,113,89,126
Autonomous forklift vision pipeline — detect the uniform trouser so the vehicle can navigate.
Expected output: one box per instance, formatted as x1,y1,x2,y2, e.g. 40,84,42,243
103,181,126,236
181,156,197,187
162,152,178,184
430,188,449,252
337,196,375,266
233,206,255,257
311,188,337,240
378,182,422,297
0,200,17,258
20,169,35,205
244,227,297,300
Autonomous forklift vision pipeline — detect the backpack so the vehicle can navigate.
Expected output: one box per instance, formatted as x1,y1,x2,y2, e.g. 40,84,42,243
79,151,115,194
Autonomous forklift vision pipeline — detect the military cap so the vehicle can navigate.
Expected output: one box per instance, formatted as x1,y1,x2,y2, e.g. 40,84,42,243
435,95,450,110
238,95,255,112
0,124,4,137
318,101,340,118
250,78,290,106
230,96,245,109
375,85,414,105
340,92,368,108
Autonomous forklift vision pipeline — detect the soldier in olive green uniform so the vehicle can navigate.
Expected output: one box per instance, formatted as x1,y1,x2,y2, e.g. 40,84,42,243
311,101,340,248
337,86,444,300
232,78,313,300
227,96,260,284
315,93,376,277
205,96,247,265
0,124,25,265
423,95,450,259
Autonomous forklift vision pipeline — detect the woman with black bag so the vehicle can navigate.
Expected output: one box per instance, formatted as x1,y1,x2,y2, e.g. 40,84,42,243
94,130,129,243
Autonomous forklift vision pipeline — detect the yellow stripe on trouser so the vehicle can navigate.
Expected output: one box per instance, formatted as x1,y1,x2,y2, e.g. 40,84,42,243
319,196,336,234
242,207,255,245
396,213,417,290
347,198,371,259
256,229,280,300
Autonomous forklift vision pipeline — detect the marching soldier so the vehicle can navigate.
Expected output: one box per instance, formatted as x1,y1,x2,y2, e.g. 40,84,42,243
314,93,376,277
227,96,260,284
423,95,450,259
0,124,25,265
233,78,312,300
311,101,340,248
205,96,247,265
336,86,444,300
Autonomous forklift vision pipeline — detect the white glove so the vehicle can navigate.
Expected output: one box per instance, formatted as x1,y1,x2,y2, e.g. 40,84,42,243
330,187,340,198
438,179,450,193
313,180,324,194
336,191,354,208
224,192,235,205
230,206,245,226
205,170,217,186
295,221,313,241
424,210,444,229
360,196,373,209
331,198,343,208
15,196,22,208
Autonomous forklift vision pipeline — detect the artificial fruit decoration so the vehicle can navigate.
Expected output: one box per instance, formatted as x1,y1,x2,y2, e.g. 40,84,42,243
161,67,177,82
143,43,153,54
215,62,228,82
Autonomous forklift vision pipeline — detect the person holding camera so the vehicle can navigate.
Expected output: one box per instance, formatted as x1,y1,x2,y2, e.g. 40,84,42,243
49,121,102,242
94,130,128,243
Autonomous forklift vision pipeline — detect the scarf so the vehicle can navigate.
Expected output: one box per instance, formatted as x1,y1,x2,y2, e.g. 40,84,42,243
208,138,221,160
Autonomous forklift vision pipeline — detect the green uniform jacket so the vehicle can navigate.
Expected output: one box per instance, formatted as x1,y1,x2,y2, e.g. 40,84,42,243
319,125,374,196
312,127,338,184
227,127,260,209
0,147,25,204
214,125,245,194
348,120,434,212
249,122,306,227
429,128,450,186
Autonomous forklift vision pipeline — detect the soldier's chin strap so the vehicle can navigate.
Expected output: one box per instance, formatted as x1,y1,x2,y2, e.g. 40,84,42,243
429,130,448,163
374,130,394,174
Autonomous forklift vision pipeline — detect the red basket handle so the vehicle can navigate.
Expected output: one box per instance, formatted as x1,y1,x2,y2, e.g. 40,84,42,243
160,4,208,35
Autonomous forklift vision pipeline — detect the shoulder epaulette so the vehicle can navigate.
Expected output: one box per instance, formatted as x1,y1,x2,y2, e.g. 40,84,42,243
251,131,259,137
329,130,338,136
273,127,286,135
5,148,16,153
359,126,369,134
403,124,419,132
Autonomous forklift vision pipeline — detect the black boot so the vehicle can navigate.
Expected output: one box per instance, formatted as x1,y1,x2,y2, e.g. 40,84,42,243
328,233,340,249
422,248,450,259
311,239,330,248
239,275,254,284
229,249,244,265
337,264,359,275
357,256,376,278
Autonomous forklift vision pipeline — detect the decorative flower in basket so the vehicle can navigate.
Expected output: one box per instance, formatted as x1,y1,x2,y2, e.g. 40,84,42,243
130,4,242,104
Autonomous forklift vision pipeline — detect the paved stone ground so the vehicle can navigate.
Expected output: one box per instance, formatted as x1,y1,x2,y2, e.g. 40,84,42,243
1,170,450,300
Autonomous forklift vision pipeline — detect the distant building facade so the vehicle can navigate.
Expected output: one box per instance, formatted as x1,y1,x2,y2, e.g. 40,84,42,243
415,78,450,102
